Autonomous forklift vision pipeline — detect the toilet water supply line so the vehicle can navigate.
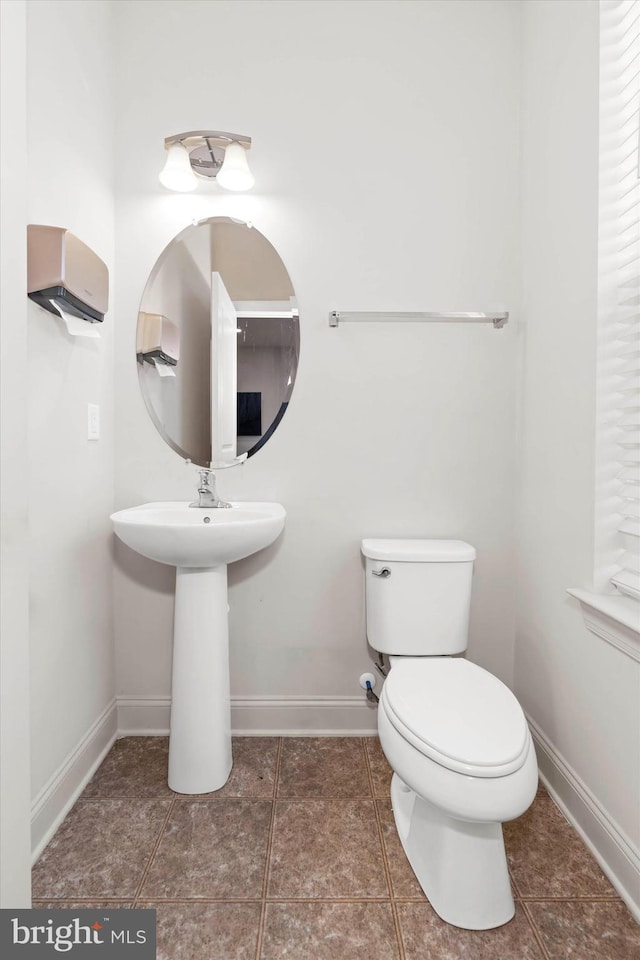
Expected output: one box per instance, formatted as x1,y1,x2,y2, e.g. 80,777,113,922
365,681,379,704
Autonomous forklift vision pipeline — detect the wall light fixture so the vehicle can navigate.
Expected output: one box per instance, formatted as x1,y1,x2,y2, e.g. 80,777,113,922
159,131,254,193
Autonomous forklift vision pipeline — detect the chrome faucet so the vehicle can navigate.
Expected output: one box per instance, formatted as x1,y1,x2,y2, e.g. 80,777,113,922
189,468,231,509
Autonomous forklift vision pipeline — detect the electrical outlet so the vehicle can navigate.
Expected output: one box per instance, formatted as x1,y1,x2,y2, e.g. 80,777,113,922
87,403,100,440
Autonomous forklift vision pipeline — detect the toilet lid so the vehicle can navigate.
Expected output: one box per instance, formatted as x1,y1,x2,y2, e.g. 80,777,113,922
381,658,530,778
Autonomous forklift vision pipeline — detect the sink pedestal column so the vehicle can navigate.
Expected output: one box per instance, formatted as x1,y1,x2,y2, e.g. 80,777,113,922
168,565,232,794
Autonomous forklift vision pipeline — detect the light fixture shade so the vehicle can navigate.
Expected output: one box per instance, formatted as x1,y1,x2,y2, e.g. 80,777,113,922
216,141,255,192
159,142,198,192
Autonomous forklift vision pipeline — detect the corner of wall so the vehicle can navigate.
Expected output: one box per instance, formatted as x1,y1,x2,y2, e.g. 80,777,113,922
0,0,32,908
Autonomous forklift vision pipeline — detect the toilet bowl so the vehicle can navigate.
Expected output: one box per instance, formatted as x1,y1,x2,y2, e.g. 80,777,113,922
378,657,537,929
361,538,538,930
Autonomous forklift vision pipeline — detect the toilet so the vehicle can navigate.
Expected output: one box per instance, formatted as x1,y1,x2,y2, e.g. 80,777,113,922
362,538,538,930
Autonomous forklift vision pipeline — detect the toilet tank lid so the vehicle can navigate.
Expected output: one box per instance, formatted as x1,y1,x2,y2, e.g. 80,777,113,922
361,539,476,562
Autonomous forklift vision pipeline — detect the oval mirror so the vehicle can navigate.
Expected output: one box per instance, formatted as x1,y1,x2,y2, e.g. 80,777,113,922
137,217,299,467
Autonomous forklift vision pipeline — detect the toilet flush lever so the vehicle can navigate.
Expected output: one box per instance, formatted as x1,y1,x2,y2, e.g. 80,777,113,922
372,568,391,578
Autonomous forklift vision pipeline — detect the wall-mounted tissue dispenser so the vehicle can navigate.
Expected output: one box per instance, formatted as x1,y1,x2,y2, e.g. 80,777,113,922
27,224,109,323
136,312,180,367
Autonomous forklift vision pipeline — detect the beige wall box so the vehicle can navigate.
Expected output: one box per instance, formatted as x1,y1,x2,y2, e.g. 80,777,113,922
27,224,109,322
137,312,180,366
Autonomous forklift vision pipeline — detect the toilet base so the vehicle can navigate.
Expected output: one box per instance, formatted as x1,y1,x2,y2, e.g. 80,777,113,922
390,773,515,930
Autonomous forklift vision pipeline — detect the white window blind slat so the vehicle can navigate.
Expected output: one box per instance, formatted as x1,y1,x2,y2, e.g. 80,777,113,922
611,569,640,597
618,433,640,449
619,464,640,481
619,358,640,374
620,411,640,425
620,518,640,537
601,0,640,601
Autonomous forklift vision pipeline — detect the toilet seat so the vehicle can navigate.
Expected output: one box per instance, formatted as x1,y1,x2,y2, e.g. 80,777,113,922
381,658,530,778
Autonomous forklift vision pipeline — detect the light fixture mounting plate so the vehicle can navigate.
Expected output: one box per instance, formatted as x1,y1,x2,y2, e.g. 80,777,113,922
164,130,252,181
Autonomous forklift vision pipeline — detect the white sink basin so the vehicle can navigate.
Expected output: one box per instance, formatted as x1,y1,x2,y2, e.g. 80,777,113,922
110,500,285,567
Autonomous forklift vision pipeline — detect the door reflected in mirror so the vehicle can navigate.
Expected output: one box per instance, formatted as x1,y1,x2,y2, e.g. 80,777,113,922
137,217,299,467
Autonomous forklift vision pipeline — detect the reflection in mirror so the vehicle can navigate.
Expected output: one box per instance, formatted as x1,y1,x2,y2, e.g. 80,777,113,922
137,217,299,467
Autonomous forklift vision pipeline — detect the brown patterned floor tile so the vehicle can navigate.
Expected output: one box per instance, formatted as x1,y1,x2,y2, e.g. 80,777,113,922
277,738,370,798
527,900,640,960
138,901,261,960
504,793,617,898
268,800,388,899
82,738,173,798
199,738,279,798
366,738,393,798
260,901,400,960
397,901,545,959
140,800,271,899
31,800,171,899
376,800,425,899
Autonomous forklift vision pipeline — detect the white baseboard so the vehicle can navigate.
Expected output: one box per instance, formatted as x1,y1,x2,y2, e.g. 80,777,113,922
528,714,640,921
116,697,171,735
117,695,378,736
31,699,118,863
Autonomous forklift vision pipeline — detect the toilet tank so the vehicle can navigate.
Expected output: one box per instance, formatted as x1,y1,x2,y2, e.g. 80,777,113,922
361,539,476,656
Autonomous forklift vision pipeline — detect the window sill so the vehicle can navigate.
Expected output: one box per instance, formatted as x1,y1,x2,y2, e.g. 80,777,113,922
567,589,640,663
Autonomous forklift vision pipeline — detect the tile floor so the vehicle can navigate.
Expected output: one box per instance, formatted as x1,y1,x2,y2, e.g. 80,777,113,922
32,737,639,959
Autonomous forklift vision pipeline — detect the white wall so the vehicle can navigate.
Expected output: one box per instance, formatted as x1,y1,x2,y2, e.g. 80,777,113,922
3,0,635,914
0,0,32,907
517,0,639,912
26,0,117,806
113,0,521,725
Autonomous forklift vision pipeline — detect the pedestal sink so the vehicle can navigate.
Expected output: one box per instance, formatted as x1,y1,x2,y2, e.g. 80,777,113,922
111,501,285,794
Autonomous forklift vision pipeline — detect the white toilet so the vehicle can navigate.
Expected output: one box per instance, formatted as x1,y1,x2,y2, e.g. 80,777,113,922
362,538,538,930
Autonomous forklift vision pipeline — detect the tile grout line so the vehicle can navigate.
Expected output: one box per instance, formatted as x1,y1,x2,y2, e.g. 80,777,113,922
509,867,522,901
139,896,394,904
362,738,406,960
80,795,175,802
55,897,396,905
254,736,283,960
519,899,553,960
516,895,623,902
131,797,177,907
33,900,135,906
508,862,552,960
81,794,379,802
37,892,625,905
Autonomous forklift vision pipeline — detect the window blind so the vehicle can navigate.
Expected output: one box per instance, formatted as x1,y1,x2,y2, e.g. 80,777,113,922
601,0,640,600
